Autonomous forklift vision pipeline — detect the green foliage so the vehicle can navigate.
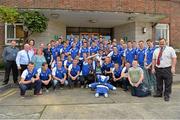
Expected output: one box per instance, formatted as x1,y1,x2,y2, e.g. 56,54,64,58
0,6,19,23
19,11,48,35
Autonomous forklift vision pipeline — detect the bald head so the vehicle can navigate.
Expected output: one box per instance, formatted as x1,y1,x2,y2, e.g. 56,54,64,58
24,44,30,51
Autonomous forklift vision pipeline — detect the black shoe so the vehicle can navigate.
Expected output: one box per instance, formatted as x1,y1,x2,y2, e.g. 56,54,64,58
123,89,128,92
153,94,162,97
2,82,8,85
164,96,170,102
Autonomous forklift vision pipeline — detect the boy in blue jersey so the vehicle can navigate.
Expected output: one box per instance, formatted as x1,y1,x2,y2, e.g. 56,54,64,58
52,60,68,90
19,62,41,97
101,57,114,84
68,59,81,88
89,41,99,55
80,58,95,88
37,62,52,93
124,41,136,65
62,42,71,59
70,43,79,59
108,46,124,67
64,55,73,71
79,42,89,57
50,40,58,61
121,62,131,91
135,40,146,68
112,63,123,87
144,39,157,93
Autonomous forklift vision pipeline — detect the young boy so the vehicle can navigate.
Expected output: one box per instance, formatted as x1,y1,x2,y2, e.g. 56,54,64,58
128,60,144,96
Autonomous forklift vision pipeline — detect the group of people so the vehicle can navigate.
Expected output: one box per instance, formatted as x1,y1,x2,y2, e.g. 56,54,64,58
2,35,177,101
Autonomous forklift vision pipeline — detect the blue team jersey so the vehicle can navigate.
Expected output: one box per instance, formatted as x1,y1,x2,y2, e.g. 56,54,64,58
102,63,114,72
55,67,67,79
145,47,156,65
82,62,90,76
70,48,79,59
80,47,89,57
111,52,123,66
51,47,57,60
89,46,99,55
70,65,81,77
125,48,136,64
113,67,123,78
25,68,37,81
39,68,51,81
136,48,146,67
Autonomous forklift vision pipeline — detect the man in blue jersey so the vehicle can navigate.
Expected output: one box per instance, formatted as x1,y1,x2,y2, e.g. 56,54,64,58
79,42,89,57
144,39,157,94
70,43,79,59
112,63,123,87
19,62,41,97
135,40,146,68
68,58,81,88
38,62,52,93
52,60,68,90
124,41,136,65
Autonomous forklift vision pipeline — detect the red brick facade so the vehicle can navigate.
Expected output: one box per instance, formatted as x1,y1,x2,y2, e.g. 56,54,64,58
0,0,180,48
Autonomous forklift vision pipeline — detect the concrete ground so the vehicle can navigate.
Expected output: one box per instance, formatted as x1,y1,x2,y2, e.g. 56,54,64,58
0,74,180,119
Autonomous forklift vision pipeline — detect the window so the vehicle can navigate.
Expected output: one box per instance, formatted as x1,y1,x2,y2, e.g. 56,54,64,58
5,23,24,45
155,24,169,45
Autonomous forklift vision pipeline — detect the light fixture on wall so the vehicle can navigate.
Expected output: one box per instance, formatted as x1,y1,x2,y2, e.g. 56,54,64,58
142,27,147,34
89,19,97,23
128,17,135,21
50,13,59,18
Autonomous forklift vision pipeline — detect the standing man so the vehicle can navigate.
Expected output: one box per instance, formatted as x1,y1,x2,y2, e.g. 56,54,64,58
16,44,34,75
2,40,19,85
152,38,177,101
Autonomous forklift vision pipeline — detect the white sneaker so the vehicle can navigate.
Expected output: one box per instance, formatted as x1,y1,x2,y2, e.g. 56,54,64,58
95,93,99,97
104,93,108,98
46,89,49,93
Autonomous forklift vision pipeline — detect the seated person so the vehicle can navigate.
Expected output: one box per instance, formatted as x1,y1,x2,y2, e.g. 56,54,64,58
120,62,131,91
52,60,68,90
101,56,114,83
128,60,144,96
112,63,123,87
80,58,95,88
68,58,80,88
19,62,41,97
37,62,52,93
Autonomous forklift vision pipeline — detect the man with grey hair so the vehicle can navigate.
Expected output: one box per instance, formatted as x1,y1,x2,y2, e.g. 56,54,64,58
16,44,34,74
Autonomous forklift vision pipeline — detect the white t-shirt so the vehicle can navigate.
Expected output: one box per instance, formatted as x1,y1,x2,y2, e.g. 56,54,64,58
153,46,177,68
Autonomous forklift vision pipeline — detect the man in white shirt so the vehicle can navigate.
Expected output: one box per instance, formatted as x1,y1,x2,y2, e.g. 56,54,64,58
16,44,34,74
152,38,177,101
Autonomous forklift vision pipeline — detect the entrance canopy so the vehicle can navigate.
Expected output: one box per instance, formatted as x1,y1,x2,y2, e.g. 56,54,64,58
38,9,167,28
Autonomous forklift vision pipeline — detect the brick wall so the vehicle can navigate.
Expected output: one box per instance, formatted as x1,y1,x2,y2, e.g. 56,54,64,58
0,0,180,48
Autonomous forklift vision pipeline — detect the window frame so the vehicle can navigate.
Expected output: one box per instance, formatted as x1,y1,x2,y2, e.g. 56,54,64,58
5,23,24,45
155,23,169,46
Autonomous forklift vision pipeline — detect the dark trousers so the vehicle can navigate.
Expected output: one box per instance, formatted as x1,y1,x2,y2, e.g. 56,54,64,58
3,61,18,84
19,64,28,75
41,80,52,89
155,67,172,97
105,73,113,84
68,77,79,88
80,74,95,86
19,80,42,95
